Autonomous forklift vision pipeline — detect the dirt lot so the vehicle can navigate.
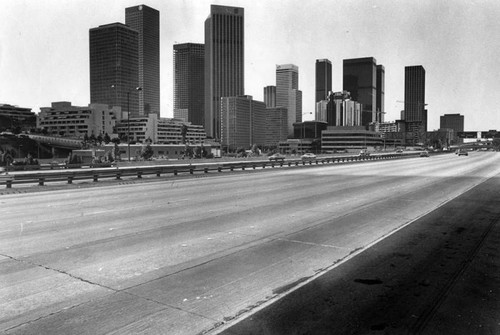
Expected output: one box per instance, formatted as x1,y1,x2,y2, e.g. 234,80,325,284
219,175,500,335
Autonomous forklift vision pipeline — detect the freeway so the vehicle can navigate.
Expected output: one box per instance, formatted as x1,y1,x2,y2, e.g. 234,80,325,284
1,152,499,334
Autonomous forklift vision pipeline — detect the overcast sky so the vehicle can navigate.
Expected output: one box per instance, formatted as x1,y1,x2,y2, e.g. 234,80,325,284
1,0,499,131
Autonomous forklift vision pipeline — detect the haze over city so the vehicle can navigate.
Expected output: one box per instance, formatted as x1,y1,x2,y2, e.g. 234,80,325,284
1,0,499,131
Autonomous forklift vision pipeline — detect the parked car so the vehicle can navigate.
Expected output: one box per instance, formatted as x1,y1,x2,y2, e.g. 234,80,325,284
420,150,429,157
457,149,468,156
396,149,404,154
358,149,370,157
268,153,285,162
301,153,316,161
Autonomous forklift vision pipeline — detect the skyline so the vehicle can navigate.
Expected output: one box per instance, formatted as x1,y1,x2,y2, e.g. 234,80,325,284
1,0,499,132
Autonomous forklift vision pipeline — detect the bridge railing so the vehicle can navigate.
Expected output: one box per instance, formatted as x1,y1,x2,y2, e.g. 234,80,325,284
0,152,420,189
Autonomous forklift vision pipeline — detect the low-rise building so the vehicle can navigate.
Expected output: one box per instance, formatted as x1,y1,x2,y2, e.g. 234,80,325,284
321,126,384,152
279,138,315,154
115,113,206,144
37,102,120,138
0,104,36,132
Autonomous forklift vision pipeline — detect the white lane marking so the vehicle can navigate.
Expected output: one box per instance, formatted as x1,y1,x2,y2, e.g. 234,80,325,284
277,238,352,250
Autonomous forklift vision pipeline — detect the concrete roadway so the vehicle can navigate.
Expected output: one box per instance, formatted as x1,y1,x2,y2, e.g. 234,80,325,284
1,152,499,334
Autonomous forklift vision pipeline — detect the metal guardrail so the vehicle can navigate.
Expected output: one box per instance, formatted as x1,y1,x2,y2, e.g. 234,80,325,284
0,153,420,189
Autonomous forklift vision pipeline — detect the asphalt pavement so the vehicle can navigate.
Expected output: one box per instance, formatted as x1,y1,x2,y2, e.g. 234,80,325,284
1,152,499,334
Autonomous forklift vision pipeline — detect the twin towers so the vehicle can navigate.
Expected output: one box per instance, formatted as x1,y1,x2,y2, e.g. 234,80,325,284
90,4,246,141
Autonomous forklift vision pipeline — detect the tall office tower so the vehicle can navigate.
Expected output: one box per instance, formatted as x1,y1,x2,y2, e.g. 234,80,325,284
125,5,160,117
404,65,426,132
440,113,464,143
376,65,385,123
220,95,266,149
204,5,244,139
173,43,205,125
276,64,303,137
89,23,139,118
264,86,276,107
315,59,332,103
343,57,377,126
265,107,288,146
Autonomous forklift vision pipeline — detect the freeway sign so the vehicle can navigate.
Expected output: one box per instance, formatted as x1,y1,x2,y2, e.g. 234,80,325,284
480,130,500,138
457,131,478,139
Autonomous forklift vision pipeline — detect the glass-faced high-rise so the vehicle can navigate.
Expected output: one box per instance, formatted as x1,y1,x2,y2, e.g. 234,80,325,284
173,43,204,126
204,5,244,140
126,5,160,117
315,59,332,103
404,66,426,124
376,65,385,123
343,57,377,126
89,23,139,117
276,64,303,137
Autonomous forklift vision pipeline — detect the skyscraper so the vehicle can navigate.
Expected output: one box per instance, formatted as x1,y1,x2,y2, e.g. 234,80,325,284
404,65,426,132
173,43,204,125
264,86,276,108
376,65,385,123
343,57,377,126
220,95,266,149
440,113,464,143
204,5,244,139
315,59,332,103
89,23,139,117
276,64,302,137
125,5,160,117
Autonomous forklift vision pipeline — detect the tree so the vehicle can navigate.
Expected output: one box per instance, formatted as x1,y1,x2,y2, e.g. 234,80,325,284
97,134,103,146
89,134,97,146
181,124,188,144
113,143,121,161
111,137,121,145
251,144,260,156
141,144,154,160
103,133,111,144
183,143,193,159
236,147,247,157
492,138,500,151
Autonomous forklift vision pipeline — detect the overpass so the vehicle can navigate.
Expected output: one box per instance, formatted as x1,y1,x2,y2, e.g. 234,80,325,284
22,134,82,150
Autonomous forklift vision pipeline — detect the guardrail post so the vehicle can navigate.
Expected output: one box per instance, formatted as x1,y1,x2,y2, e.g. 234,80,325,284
230,166,234,172
6,179,12,189
252,165,256,169
204,167,208,173
241,166,245,171
116,171,121,180
288,162,291,167
67,175,73,184
302,161,305,166
295,161,299,166
93,174,98,182
39,177,45,186
174,169,178,176
190,168,194,174
218,167,222,172
262,164,266,169
137,171,142,179
157,171,161,177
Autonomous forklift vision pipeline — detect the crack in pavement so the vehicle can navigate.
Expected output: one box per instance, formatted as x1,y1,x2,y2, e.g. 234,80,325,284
0,252,217,333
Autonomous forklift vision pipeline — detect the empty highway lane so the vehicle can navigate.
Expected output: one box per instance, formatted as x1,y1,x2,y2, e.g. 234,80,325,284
1,152,499,334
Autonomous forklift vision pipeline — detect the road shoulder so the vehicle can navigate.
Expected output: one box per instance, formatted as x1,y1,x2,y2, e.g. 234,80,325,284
218,174,500,334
